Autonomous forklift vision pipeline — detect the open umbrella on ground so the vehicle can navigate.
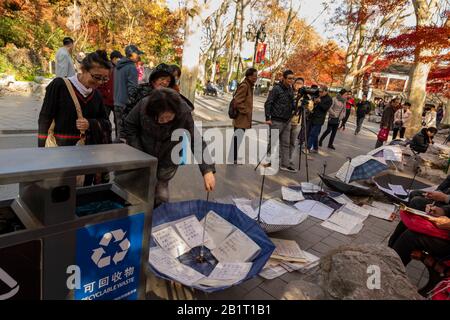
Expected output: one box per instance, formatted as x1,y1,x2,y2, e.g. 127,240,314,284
318,174,372,197
148,200,275,293
336,155,389,183
367,145,403,164
373,171,436,204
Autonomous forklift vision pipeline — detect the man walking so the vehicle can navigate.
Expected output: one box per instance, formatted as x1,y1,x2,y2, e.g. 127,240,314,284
307,86,333,153
55,37,75,78
113,45,143,141
339,92,354,130
319,89,349,150
354,94,371,135
232,68,257,164
264,70,295,172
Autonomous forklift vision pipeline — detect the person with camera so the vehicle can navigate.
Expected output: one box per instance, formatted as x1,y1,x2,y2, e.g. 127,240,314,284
287,77,306,170
392,102,412,140
319,89,349,150
264,70,296,171
307,86,333,153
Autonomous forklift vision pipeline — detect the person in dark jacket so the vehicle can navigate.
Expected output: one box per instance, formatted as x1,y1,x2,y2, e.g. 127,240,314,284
307,86,333,153
375,98,399,148
122,88,216,207
410,127,437,154
354,94,371,135
113,45,143,141
264,70,295,171
38,51,112,185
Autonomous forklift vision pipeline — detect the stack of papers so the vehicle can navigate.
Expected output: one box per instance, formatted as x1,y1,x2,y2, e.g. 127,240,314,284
270,238,307,263
320,204,367,235
301,182,321,193
259,251,320,280
257,199,308,225
294,200,334,220
211,229,261,262
281,187,305,202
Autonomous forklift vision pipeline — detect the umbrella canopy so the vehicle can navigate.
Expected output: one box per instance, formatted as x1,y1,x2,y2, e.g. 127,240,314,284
367,146,403,163
373,172,436,203
336,155,388,183
319,174,372,197
148,200,275,293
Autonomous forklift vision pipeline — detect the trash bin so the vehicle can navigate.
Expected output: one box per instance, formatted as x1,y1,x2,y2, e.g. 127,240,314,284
0,144,157,300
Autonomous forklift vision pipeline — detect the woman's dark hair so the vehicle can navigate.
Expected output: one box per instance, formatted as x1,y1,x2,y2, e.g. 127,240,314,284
170,64,182,77
145,88,181,120
427,127,438,134
245,68,257,78
295,77,305,83
81,50,111,71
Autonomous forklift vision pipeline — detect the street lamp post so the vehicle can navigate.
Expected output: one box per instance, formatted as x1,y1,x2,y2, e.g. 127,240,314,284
245,24,266,68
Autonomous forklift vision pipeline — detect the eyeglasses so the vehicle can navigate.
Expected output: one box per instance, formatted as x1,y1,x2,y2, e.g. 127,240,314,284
89,72,109,83
287,77,295,80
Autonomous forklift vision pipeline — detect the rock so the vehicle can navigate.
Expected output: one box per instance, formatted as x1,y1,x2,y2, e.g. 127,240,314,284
418,153,447,170
34,76,45,84
418,167,447,184
282,244,423,300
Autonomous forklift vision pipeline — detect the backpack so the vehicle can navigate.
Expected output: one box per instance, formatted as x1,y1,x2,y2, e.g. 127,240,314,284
228,82,246,119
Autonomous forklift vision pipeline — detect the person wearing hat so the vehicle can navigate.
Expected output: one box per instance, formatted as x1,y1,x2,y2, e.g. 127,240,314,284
113,45,144,141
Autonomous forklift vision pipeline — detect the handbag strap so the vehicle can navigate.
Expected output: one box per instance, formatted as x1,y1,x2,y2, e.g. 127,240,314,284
63,78,85,135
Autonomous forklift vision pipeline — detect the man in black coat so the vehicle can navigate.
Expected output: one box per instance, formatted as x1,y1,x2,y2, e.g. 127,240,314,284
354,94,371,135
306,85,333,153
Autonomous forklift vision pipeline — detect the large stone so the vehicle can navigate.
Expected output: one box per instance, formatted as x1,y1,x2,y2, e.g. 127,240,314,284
282,244,423,300
418,167,447,184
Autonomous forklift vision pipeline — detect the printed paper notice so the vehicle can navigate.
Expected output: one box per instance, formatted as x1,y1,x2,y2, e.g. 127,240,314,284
282,187,305,202
211,229,261,262
152,226,190,258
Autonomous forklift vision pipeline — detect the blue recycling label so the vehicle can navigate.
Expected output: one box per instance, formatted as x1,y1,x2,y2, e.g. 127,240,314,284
75,213,144,300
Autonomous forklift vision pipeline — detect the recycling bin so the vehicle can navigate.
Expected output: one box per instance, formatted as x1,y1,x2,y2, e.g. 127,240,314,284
0,144,157,300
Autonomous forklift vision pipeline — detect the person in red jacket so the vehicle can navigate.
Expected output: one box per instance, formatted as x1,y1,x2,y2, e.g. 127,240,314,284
339,93,355,130
97,50,122,139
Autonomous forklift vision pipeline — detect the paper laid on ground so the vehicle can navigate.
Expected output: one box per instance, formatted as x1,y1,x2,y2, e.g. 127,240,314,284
332,194,353,205
201,211,235,249
258,199,308,225
388,183,408,196
281,186,305,202
321,220,364,235
149,247,205,286
211,229,261,262
371,201,396,214
342,202,370,218
174,215,214,249
270,238,307,262
152,226,191,258
294,200,334,221
233,198,258,219
362,205,395,221
301,182,321,193
259,265,287,280
402,205,432,219
321,209,364,235
207,262,252,281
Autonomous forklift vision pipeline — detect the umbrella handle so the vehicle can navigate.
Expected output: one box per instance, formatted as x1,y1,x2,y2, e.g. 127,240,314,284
345,157,352,183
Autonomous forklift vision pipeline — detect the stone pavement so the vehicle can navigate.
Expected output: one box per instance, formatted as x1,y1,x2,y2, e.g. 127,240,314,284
0,93,428,300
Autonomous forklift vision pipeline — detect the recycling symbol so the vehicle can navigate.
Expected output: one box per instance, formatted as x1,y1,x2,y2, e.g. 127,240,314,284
91,229,131,268
0,267,19,300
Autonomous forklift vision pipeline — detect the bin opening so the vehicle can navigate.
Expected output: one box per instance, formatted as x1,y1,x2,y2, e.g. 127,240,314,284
0,205,25,235
76,189,131,217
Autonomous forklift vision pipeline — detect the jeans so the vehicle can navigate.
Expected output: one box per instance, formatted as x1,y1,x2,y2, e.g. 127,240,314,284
271,120,291,168
355,116,365,134
319,122,339,147
233,128,246,163
155,166,178,207
289,125,301,167
307,124,322,150
393,126,406,139
340,109,351,128
114,106,127,141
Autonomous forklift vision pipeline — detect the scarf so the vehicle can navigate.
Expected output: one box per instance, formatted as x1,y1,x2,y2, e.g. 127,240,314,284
68,74,93,98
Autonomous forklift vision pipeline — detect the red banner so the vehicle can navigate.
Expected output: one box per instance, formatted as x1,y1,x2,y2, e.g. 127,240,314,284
255,43,267,63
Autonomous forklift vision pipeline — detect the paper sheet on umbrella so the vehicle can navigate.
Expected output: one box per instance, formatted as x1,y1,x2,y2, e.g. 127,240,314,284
152,226,191,258
233,198,258,219
294,200,334,220
362,205,395,221
258,199,308,225
201,210,235,249
281,187,305,202
270,238,307,263
149,247,205,286
301,182,321,193
211,229,261,262
174,215,215,249
388,184,408,196
208,262,252,281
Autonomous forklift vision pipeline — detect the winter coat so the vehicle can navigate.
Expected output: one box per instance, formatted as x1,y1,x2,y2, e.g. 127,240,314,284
328,95,346,120
356,101,371,118
393,108,412,128
122,95,215,176
380,104,396,130
113,58,138,108
410,128,432,153
264,83,295,122
97,69,115,107
310,94,333,125
232,78,254,129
